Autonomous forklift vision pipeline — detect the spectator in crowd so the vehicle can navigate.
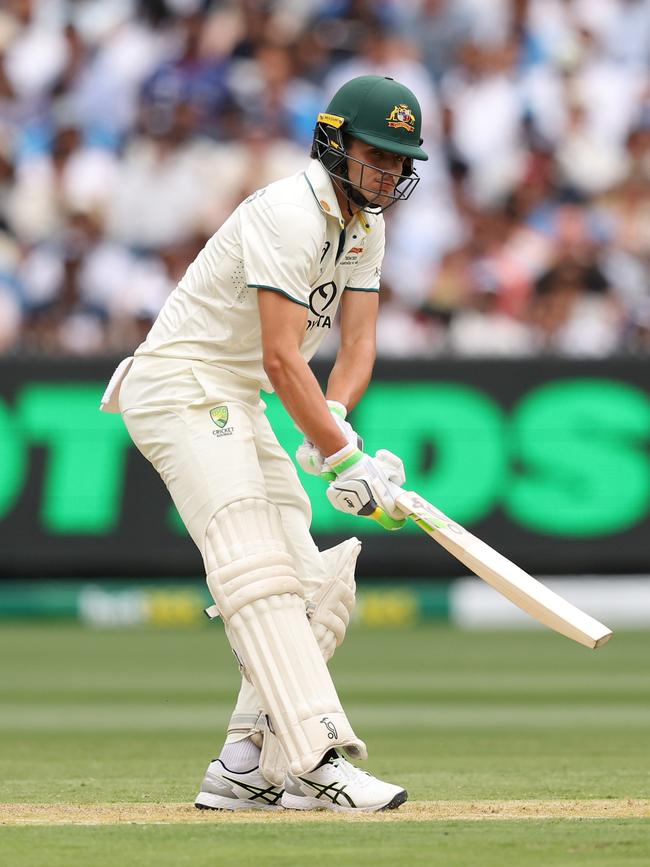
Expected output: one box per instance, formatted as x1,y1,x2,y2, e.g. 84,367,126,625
0,0,648,358
529,253,623,356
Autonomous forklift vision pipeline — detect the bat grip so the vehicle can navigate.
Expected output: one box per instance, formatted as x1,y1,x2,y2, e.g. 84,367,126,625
387,481,410,518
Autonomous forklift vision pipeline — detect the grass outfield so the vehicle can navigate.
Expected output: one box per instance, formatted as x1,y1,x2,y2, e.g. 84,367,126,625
0,622,649,865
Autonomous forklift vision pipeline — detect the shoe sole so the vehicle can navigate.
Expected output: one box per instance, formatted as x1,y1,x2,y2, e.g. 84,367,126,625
281,788,407,813
194,791,282,811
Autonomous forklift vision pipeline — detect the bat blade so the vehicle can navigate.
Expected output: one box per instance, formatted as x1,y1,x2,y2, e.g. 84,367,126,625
394,489,613,649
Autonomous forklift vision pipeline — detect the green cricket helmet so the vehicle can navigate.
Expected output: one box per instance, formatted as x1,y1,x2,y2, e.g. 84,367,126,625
311,75,429,213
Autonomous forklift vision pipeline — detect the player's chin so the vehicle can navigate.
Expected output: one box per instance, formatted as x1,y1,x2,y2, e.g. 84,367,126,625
369,190,394,207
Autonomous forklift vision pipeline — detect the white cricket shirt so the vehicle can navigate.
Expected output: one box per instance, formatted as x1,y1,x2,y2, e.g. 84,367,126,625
135,160,385,391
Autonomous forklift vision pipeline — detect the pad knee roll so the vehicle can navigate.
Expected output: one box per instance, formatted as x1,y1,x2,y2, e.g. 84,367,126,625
204,498,304,619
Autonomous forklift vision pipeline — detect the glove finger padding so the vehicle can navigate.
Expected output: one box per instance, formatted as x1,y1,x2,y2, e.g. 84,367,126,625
295,401,363,479
326,479,406,530
295,440,324,476
325,450,407,531
374,449,406,487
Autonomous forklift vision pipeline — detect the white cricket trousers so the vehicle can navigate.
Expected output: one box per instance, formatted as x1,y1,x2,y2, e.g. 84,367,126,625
118,354,329,738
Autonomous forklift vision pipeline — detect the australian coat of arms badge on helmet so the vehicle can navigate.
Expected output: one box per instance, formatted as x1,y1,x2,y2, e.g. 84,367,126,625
386,104,416,132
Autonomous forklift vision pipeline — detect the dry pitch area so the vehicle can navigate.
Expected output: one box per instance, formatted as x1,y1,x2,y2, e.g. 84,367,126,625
2,799,650,825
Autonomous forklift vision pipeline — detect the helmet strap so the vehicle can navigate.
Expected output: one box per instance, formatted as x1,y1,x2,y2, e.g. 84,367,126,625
337,162,374,214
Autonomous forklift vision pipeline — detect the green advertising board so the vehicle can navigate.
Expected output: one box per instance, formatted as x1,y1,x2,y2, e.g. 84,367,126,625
0,358,648,577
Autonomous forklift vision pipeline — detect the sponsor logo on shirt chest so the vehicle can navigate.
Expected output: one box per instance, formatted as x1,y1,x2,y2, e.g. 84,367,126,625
307,281,338,331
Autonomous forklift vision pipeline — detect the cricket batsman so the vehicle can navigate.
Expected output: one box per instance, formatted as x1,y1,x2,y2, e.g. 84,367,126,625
100,75,428,812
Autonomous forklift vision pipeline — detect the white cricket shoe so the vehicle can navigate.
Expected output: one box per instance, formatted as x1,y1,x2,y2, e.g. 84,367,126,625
281,751,407,813
194,759,284,811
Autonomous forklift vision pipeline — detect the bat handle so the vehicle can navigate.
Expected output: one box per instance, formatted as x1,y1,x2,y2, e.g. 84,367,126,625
387,481,411,517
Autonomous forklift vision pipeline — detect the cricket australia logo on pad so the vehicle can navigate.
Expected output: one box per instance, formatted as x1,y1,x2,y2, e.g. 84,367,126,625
210,406,234,438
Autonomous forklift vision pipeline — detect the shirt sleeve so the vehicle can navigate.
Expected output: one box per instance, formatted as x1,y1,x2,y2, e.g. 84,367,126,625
242,201,322,308
345,218,385,293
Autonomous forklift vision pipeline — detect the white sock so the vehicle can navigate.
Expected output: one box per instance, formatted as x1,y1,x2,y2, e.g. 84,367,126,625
218,736,261,772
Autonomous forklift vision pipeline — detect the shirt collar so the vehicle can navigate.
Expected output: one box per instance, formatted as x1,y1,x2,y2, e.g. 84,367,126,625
304,160,345,228
304,159,374,234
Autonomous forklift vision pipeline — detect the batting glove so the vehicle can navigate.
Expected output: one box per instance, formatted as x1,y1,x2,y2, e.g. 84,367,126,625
324,445,407,531
295,401,363,477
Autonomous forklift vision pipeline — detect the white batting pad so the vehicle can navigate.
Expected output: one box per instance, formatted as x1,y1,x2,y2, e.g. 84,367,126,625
205,498,366,776
260,536,361,785
228,536,362,785
308,537,361,661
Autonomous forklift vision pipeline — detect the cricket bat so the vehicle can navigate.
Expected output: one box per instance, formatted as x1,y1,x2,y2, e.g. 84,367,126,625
392,488,613,649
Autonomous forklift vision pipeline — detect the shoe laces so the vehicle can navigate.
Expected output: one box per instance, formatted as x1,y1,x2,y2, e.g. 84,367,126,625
328,755,372,787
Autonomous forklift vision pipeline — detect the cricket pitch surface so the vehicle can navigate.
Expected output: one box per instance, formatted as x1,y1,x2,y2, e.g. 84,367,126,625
3,800,649,825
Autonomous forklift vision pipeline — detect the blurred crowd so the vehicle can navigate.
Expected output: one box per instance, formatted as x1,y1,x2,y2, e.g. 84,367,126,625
0,0,648,358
